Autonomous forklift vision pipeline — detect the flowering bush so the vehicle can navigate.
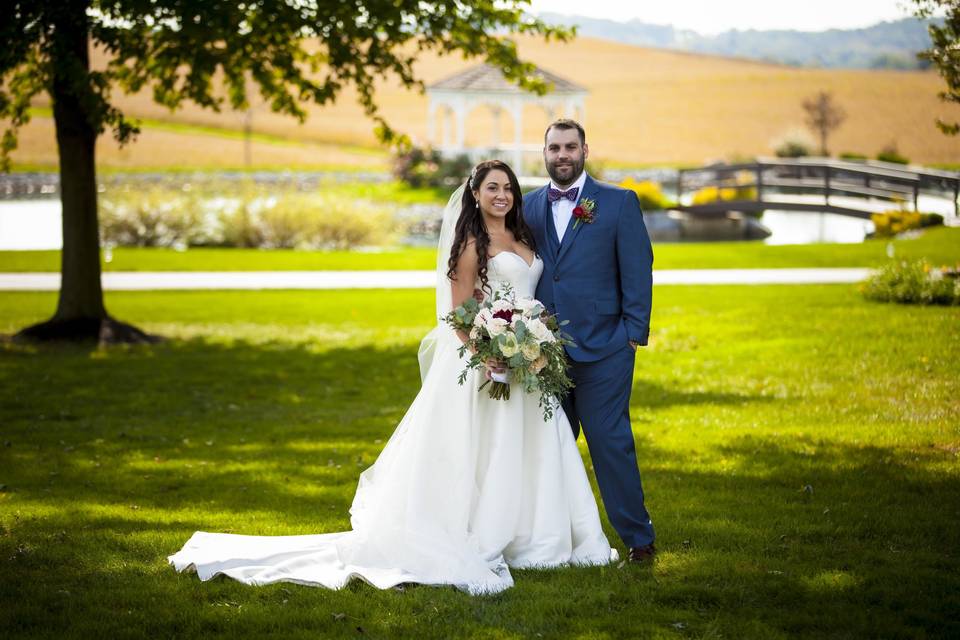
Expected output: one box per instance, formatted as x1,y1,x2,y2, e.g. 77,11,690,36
252,194,396,249
861,260,960,305
392,145,472,188
100,186,205,248
99,183,399,249
618,177,675,211
690,184,758,205
870,210,943,238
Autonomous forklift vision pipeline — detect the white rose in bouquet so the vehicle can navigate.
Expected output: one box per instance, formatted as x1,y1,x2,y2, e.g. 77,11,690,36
526,318,556,344
491,299,514,314
473,308,493,329
520,340,541,361
499,333,520,357
486,317,509,336
515,297,544,318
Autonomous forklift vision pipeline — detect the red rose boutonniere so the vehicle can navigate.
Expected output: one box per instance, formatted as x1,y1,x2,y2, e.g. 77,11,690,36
572,197,597,229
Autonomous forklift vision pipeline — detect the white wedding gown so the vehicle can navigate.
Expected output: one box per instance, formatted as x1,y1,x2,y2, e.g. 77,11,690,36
168,252,616,594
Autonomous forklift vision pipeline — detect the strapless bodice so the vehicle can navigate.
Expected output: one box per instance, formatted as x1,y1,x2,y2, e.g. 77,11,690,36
483,251,543,299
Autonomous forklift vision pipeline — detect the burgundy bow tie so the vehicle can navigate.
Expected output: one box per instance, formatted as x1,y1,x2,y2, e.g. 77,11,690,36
547,186,579,203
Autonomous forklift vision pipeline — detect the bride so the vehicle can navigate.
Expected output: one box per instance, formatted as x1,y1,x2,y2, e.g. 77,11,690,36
168,160,616,595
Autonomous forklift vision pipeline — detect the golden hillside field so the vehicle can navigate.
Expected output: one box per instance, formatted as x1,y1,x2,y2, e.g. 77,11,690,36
11,116,389,171
11,34,960,168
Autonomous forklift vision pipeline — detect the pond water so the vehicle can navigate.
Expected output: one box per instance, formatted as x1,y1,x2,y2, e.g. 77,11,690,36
759,210,874,245
0,201,62,250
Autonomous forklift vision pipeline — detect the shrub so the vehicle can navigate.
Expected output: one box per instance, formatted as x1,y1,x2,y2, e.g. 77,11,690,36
870,210,944,238
393,146,472,188
618,177,675,210
877,144,909,165
690,177,758,205
772,130,815,158
839,152,868,161
217,196,267,248
100,182,399,250
218,193,397,250
861,260,960,305
100,186,205,248
775,140,811,158
921,212,945,227
304,195,396,249
257,196,314,249
392,146,438,188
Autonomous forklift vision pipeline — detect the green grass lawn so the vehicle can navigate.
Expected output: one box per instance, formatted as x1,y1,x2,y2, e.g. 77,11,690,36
1,285,958,638
3,227,958,273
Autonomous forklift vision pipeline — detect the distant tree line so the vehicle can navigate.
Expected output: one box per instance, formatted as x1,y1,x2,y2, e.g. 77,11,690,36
536,14,940,70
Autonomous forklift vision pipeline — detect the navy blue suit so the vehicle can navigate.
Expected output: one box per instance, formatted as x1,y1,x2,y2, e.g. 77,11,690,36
523,174,655,548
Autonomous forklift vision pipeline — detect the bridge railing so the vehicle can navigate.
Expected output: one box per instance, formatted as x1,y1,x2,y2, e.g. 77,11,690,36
677,158,960,217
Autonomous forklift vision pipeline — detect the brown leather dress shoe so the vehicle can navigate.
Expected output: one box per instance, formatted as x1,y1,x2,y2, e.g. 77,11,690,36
628,543,656,563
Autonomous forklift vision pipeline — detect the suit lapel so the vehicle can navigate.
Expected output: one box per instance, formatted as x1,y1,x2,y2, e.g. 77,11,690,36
538,189,559,261
556,175,598,264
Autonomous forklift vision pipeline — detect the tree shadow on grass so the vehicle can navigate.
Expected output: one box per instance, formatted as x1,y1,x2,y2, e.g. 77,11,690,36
630,378,774,410
637,434,960,638
0,336,776,525
6,432,959,639
1,336,426,524
2,337,959,638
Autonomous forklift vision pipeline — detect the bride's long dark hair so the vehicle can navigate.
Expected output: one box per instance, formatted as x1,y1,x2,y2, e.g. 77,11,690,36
447,160,536,294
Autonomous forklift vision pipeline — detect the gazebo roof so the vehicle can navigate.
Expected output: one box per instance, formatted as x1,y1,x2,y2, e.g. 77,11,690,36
427,63,586,94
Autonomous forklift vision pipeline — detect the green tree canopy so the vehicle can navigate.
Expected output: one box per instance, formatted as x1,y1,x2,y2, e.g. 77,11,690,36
0,1,572,342
912,0,960,135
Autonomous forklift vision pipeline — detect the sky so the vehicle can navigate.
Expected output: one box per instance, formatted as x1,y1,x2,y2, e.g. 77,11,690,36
528,0,920,35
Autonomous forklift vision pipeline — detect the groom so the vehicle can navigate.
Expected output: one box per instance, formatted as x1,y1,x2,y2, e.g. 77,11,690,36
522,119,656,562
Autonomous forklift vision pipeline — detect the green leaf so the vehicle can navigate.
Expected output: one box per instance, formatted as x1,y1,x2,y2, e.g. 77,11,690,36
514,321,528,341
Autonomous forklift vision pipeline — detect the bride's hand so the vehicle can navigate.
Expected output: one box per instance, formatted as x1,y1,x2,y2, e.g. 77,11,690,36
485,358,506,374
472,288,484,303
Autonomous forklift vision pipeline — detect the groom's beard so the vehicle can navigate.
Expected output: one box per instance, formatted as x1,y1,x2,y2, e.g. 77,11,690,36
546,156,584,188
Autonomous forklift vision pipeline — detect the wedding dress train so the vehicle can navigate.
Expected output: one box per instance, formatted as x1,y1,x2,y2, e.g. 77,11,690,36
168,252,616,594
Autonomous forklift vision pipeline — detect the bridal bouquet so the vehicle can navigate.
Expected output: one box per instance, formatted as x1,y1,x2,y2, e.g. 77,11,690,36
444,285,574,421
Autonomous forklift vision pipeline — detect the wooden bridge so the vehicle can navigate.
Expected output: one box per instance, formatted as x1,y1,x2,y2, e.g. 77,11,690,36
674,158,960,219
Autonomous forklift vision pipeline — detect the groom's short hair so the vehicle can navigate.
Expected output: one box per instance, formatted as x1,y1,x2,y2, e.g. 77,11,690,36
544,119,586,145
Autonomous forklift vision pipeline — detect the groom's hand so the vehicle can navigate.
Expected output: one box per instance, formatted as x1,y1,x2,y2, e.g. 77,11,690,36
629,340,638,351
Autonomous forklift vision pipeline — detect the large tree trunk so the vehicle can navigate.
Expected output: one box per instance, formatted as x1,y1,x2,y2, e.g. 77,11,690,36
51,5,105,323
15,2,156,344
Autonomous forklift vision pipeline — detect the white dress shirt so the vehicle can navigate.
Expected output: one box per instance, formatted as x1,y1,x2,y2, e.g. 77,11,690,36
550,171,587,244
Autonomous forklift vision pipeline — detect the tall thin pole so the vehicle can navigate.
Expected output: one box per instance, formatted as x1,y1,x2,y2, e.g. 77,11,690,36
243,108,253,168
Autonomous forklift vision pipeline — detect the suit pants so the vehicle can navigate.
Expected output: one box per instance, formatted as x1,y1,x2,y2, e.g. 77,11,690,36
562,343,655,548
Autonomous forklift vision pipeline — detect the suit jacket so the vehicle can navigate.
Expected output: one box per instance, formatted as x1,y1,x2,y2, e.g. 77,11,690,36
523,174,653,363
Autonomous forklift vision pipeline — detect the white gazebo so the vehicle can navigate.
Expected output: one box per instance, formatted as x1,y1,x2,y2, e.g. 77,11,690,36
426,63,587,172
